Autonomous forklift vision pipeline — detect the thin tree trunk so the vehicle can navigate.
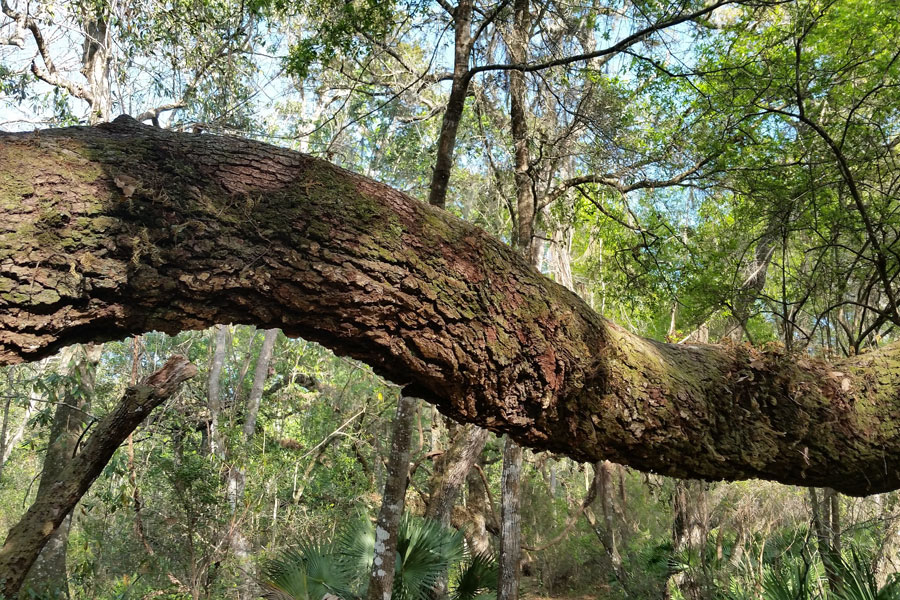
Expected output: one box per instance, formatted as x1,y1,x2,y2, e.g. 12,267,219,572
723,216,782,342
425,423,489,599
207,325,228,458
126,336,154,557
230,328,278,600
243,329,278,440
498,437,523,600
80,7,112,125
498,4,533,594
810,487,842,597
0,395,35,476
508,0,536,262
367,394,416,600
597,461,623,576
464,459,494,555
0,393,11,482
427,0,473,209
426,424,490,526
667,480,709,600
0,356,197,600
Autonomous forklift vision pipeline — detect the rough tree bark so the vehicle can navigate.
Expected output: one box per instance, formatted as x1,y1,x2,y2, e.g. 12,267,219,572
0,355,197,599
507,0,536,263
427,0,474,209
499,3,534,595
3,118,900,496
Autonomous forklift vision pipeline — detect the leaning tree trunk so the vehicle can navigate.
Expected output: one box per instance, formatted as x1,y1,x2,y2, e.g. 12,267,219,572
0,356,197,600
425,422,489,599
21,344,102,599
4,118,900,496
425,424,490,527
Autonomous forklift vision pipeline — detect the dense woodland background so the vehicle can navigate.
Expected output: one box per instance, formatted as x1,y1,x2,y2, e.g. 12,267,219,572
1,0,900,598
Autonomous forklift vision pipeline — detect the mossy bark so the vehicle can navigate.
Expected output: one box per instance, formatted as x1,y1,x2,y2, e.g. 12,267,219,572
2,117,900,495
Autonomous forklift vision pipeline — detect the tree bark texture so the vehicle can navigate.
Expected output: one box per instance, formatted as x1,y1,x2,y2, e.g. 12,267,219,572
507,0,536,261
0,355,197,599
3,118,900,495
367,395,416,600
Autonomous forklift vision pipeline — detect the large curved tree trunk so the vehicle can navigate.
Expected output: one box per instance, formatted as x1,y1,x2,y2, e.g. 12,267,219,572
2,117,900,496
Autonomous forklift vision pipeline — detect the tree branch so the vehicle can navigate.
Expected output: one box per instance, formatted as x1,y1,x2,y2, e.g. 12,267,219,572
466,0,748,78
2,118,900,497
0,355,197,599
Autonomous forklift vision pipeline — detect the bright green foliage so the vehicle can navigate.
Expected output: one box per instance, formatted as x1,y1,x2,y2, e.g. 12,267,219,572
263,514,496,600
252,0,426,80
761,562,813,600
451,552,498,600
262,542,355,600
836,552,900,600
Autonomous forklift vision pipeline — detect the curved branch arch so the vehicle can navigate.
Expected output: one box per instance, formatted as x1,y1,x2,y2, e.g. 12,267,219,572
1,116,898,495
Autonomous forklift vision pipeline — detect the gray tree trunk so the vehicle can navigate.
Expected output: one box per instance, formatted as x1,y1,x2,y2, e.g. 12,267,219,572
367,395,416,600
207,325,228,458
80,7,112,125
230,328,278,599
498,3,533,595
427,0,473,209
498,437,523,600
425,423,489,599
